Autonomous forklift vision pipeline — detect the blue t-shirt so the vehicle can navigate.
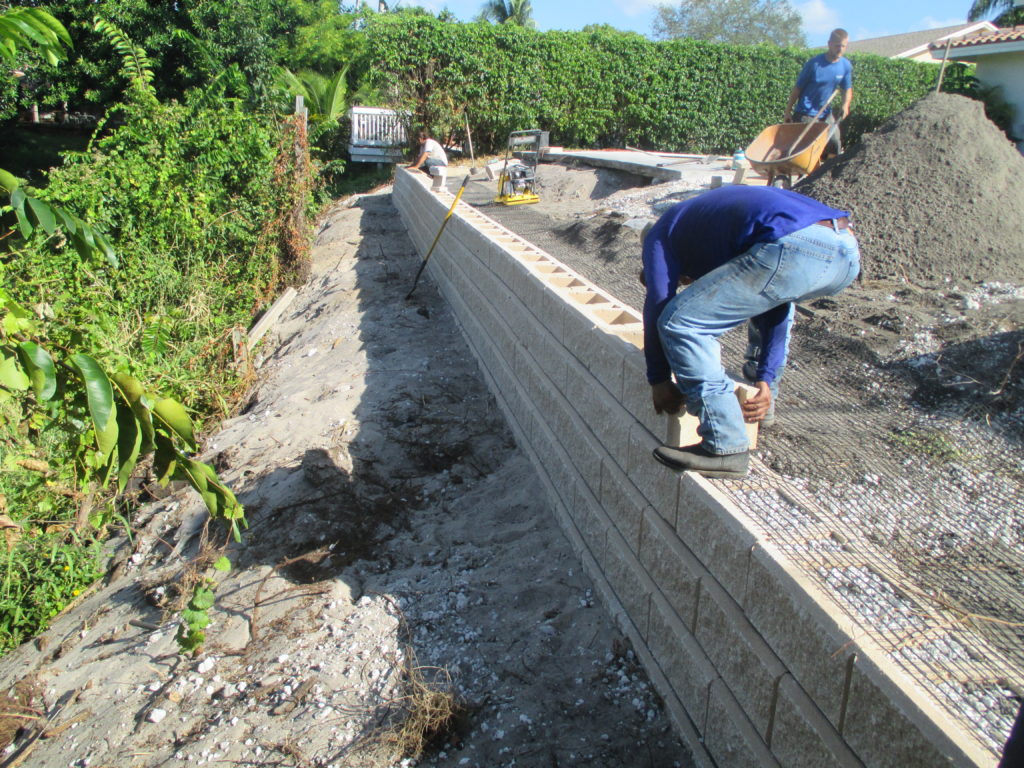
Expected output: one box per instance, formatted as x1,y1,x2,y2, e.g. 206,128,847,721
641,186,848,386
794,54,852,118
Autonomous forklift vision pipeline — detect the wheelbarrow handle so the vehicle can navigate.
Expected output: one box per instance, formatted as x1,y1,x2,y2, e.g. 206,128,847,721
784,89,839,158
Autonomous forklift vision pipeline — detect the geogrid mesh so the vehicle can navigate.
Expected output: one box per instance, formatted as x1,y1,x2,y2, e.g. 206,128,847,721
452,177,1024,758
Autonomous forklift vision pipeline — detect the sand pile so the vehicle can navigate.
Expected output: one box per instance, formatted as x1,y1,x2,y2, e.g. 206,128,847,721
797,92,1024,285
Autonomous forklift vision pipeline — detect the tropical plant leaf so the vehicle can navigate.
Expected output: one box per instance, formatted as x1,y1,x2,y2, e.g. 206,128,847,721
323,64,351,123
0,9,70,65
115,401,142,492
16,341,56,400
26,196,57,235
0,353,30,391
213,556,231,572
153,434,177,486
111,373,155,452
93,16,155,96
0,168,19,193
153,398,197,452
70,353,118,460
141,321,170,359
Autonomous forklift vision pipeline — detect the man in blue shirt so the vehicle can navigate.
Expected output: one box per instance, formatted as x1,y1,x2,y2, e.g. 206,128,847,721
785,28,853,158
642,185,860,478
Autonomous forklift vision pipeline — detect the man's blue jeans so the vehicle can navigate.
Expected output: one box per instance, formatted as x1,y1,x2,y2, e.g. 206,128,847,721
657,223,859,455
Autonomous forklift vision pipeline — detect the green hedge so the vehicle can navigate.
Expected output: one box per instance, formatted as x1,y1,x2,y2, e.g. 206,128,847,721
364,16,969,155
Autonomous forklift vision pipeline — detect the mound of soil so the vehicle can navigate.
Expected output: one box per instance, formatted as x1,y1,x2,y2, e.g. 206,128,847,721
534,161,650,204
797,92,1024,285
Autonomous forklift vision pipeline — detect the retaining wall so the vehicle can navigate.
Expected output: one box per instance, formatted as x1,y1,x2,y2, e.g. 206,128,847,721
392,168,991,767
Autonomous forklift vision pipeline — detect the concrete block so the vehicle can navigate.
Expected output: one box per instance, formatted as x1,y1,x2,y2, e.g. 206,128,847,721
531,414,579,513
621,352,665,438
488,237,527,290
627,422,681,526
704,679,781,768
518,321,568,393
742,545,855,725
528,281,569,347
676,473,757,604
488,293,519,366
563,355,635,472
561,300,600,366
597,516,654,641
570,478,610,564
598,457,647,555
513,340,565,446
556,401,606,497
647,592,716,723
495,287,535,348
842,652,986,768
562,317,628,403
770,676,863,768
694,578,787,736
638,509,703,631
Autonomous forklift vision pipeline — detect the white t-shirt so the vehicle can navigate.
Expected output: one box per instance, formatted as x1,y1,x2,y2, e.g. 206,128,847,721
422,138,448,165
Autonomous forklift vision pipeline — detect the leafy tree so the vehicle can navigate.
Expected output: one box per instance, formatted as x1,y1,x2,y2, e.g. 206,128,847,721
275,0,367,73
968,0,1024,25
4,0,303,113
479,0,537,28
652,0,807,47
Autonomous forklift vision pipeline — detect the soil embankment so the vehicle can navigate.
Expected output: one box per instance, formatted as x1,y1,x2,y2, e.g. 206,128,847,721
797,92,1024,285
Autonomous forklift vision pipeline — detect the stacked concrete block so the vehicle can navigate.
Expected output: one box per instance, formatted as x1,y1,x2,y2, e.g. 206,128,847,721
392,169,992,767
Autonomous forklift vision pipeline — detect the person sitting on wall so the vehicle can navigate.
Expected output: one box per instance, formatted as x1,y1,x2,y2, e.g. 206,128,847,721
408,130,448,189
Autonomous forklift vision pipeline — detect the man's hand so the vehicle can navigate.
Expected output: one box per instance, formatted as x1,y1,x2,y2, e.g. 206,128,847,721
742,381,772,423
651,380,684,415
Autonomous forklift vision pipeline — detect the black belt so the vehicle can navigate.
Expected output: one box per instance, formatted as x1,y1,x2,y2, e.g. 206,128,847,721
815,216,851,231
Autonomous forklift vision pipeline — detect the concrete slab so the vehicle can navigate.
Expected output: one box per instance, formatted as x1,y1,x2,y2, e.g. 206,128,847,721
544,149,731,183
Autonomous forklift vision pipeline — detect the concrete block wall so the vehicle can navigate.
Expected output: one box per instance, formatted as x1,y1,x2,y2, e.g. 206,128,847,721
392,169,992,767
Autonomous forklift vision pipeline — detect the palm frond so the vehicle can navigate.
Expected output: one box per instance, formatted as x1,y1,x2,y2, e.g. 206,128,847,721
93,16,156,96
0,8,71,65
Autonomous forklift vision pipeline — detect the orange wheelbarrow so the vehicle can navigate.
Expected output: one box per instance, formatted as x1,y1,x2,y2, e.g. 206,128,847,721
745,121,832,187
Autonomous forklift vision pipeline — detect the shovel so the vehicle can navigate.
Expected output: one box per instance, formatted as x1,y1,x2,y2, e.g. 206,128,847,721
783,88,839,158
406,175,471,300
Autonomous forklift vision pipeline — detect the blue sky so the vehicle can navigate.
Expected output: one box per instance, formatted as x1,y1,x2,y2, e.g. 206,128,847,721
414,1,986,44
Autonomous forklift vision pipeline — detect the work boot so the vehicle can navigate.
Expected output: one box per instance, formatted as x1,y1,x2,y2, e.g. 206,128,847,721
652,444,750,479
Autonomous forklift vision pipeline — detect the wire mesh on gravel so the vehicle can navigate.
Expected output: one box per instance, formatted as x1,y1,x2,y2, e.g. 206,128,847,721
452,166,1024,758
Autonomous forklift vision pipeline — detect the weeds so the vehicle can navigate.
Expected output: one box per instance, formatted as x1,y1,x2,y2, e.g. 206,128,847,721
889,427,971,465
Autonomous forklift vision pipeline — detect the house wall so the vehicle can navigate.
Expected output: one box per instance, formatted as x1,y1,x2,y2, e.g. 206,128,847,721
976,54,1024,140
392,167,993,767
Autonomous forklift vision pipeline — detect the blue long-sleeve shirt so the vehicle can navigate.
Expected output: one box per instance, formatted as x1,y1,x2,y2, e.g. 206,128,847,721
642,185,848,385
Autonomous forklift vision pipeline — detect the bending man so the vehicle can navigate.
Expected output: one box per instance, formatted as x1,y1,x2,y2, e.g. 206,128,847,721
641,185,860,478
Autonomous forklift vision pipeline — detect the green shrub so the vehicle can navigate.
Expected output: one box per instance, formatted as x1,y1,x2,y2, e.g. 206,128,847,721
1,89,315,654
363,16,966,155
7,95,292,412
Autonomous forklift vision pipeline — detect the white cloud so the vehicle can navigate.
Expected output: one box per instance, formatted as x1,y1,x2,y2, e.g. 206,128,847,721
919,16,967,30
612,0,661,17
796,0,840,39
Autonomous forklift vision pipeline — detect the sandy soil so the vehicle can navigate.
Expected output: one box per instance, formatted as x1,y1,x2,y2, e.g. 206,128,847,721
0,191,691,767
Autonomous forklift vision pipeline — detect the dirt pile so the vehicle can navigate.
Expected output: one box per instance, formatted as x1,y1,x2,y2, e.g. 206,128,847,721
797,92,1024,285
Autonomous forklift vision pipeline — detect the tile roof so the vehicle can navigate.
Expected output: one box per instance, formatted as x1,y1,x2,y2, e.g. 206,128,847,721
847,24,992,58
932,25,1024,50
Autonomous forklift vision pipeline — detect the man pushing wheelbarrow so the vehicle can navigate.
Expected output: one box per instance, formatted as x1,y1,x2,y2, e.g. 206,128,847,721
746,28,853,187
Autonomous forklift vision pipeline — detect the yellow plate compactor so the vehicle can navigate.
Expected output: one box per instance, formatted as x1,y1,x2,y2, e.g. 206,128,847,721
494,129,544,206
